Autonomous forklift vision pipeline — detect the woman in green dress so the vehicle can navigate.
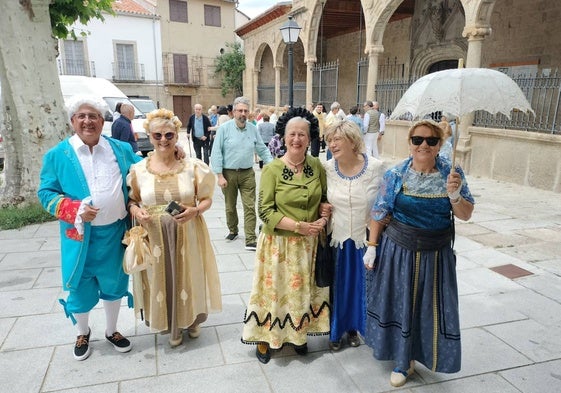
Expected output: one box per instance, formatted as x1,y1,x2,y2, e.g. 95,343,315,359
242,108,330,364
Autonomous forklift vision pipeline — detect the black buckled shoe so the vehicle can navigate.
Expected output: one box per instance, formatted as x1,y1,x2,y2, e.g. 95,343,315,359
256,343,271,364
294,343,308,356
348,331,361,347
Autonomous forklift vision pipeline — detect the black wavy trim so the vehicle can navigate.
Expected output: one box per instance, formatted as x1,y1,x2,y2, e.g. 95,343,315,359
243,301,331,332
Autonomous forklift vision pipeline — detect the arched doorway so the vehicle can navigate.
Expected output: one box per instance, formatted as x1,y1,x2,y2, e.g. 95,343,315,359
428,59,459,73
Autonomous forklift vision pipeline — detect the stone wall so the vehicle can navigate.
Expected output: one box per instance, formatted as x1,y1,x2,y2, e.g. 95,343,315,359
483,0,561,71
382,121,561,193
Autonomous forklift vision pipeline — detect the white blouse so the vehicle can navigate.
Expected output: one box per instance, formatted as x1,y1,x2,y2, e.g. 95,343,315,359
324,154,385,249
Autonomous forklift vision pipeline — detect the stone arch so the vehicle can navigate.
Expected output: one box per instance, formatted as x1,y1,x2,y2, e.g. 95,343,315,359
363,0,404,48
410,43,467,77
254,42,275,88
302,0,327,63
275,38,306,80
461,0,496,30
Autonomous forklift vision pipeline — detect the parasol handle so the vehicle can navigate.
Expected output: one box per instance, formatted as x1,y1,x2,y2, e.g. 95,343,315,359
450,118,460,174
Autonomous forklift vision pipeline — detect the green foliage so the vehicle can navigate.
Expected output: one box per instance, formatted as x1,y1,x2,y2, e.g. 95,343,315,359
50,0,115,39
0,203,56,230
214,42,245,97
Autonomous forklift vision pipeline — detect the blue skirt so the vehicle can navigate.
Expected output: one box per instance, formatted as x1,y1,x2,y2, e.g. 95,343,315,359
330,239,366,342
364,234,461,373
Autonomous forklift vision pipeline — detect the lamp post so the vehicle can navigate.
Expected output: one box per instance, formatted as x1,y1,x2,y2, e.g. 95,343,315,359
280,16,301,108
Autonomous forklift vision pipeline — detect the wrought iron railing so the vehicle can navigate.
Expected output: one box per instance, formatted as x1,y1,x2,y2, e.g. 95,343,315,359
474,71,561,134
112,62,145,82
57,58,96,77
376,71,561,134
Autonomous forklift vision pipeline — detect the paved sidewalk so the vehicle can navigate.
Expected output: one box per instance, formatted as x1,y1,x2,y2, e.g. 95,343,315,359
1,167,561,393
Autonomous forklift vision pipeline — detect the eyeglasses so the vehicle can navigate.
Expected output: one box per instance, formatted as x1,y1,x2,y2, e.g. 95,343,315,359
74,113,101,121
410,136,440,146
151,132,176,140
236,109,249,113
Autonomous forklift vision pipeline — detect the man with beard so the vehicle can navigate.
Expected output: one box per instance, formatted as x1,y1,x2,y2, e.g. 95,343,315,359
210,97,272,251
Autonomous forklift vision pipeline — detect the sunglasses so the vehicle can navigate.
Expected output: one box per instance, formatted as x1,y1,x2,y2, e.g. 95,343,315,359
410,136,440,146
151,132,176,141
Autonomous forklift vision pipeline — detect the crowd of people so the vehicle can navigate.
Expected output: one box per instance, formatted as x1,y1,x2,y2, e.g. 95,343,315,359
38,94,473,389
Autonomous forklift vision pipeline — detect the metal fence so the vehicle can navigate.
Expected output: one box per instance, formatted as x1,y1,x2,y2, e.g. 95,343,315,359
312,60,339,105
257,85,274,106
356,58,368,105
280,82,307,108
57,58,96,77
474,71,561,134
375,71,561,134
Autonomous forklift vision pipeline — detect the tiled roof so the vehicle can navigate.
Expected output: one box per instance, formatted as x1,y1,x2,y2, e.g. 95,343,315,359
112,0,154,16
235,3,292,37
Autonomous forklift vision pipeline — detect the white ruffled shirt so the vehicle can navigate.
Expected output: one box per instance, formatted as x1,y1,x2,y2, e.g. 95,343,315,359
324,154,385,249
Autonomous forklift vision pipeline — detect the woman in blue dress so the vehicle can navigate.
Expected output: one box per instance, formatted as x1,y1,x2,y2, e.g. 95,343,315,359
322,120,384,350
363,119,474,387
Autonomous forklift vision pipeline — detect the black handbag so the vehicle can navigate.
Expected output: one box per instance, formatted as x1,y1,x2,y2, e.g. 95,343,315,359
315,228,335,287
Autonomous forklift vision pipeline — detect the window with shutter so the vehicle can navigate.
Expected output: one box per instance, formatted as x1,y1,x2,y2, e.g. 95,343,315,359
173,54,189,83
204,5,221,27
170,0,188,23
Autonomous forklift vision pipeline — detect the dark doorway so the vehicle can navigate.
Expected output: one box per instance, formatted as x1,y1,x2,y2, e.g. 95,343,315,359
429,60,459,73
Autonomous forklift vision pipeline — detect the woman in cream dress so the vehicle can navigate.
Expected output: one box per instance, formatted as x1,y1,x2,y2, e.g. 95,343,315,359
127,109,222,347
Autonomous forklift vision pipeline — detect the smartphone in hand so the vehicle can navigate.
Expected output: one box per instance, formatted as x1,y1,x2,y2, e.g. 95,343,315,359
165,201,185,216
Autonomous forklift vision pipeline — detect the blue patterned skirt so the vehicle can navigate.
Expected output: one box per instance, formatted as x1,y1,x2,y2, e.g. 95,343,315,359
364,223,461,373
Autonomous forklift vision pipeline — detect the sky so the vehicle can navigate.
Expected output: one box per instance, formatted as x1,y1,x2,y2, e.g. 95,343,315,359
237,0,279,19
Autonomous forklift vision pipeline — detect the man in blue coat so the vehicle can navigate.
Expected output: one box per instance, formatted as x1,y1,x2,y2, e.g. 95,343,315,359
38,96,142,361
111,103,138,153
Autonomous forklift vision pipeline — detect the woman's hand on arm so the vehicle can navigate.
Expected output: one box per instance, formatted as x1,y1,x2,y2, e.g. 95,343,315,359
319,202,333,219
276,217,324,236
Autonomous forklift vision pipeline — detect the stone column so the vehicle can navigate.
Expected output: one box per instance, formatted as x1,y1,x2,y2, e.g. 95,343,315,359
253,70,260,107
455,26,492,171
306,57,317,107
365,45,384,100
274,65,282,108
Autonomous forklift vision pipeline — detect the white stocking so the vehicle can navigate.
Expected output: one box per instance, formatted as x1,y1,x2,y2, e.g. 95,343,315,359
103,299,121,336
74,312,90,336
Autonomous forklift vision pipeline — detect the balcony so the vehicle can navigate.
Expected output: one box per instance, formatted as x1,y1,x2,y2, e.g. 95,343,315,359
57,58,96,77
112,62,145,82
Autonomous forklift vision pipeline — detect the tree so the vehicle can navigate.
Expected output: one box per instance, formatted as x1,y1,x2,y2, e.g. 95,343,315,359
0,0,113,206
214,42,245,98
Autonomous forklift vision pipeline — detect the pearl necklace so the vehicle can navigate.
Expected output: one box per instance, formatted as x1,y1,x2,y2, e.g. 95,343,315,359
285,156,306,173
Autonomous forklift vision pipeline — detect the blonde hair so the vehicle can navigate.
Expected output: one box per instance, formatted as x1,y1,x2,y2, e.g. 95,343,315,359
408,119,444,143
144,108,182,132
324,120,365,154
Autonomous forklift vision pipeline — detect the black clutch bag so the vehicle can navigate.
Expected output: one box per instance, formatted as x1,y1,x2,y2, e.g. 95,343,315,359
165,201,185,216
315,229,335,287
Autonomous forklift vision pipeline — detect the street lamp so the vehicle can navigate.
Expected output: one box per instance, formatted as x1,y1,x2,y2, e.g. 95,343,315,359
280,16,301,108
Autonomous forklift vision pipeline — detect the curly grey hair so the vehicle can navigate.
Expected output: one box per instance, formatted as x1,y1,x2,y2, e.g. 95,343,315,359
66,95,108,120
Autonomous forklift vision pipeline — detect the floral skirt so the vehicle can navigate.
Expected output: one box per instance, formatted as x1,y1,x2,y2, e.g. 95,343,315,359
242,233,330,349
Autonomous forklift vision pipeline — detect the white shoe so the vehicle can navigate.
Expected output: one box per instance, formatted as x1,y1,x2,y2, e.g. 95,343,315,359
390,360,415,387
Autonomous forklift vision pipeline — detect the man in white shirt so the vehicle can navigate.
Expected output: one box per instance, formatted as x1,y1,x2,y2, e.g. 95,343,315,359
38,96,142,361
